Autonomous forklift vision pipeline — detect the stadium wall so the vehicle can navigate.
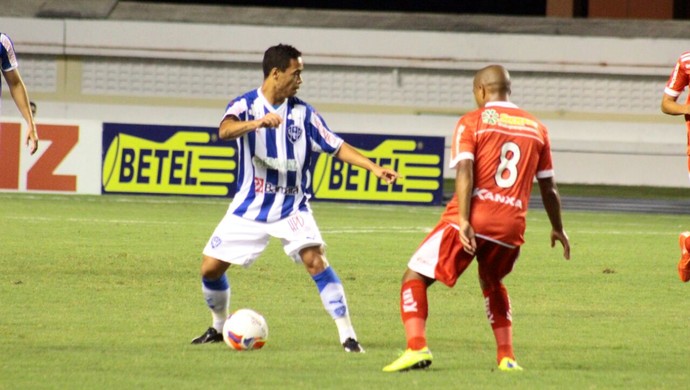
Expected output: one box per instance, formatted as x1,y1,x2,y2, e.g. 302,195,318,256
1,16,688,188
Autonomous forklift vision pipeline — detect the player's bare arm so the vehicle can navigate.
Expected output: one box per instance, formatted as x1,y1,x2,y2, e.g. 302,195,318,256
3,68,38,154
661,94,690,116
218,113,283,140
334,142,399,184
456,159,477,255
538,176,570,260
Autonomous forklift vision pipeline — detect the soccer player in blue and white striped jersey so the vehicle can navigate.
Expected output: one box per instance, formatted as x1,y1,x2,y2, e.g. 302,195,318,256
192,44,399,352
1,32,38,154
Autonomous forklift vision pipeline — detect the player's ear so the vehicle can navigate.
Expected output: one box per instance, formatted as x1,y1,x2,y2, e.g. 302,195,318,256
474,85,484,105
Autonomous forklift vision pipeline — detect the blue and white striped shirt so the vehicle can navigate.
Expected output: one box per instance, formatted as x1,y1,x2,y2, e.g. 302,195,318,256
1,32,19,106
223,88,343,222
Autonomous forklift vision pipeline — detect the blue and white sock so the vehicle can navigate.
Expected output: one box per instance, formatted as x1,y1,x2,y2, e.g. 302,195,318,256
202,274,230,332
312,267,357,343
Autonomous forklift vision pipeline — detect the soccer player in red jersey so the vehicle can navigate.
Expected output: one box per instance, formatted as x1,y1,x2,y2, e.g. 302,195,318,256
383,65,570,373
661,51,690,282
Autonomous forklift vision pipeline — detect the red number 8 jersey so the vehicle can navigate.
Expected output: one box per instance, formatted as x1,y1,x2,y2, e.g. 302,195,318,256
442,101,554,246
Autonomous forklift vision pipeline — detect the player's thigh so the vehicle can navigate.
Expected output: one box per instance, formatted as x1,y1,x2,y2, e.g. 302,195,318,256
270,211,325,263
408,221,473,287
476,239,521,288
203,213,270,267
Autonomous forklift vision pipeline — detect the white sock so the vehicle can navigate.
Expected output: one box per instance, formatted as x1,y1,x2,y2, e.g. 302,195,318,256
312,267,357,343
202,276,230,332
334,317,357,343
318,282,356,342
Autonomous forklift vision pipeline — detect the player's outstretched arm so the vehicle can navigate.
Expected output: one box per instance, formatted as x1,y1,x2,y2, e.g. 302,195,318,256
334,142,399,184
3,68,38,154
661,93,690,116
538,176,570,260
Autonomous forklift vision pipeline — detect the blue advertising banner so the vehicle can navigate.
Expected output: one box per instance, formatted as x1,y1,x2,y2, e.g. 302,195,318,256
102,123,444,204
102,123,236,196
311,133,444,205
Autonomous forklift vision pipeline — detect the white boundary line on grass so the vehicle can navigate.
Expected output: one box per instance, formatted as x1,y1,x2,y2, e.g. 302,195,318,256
322,227,432,234
2,215,188,225
1,215,433,233
3,214,679,236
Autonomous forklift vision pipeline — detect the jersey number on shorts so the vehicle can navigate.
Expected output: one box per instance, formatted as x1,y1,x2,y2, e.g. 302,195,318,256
495,141,521,188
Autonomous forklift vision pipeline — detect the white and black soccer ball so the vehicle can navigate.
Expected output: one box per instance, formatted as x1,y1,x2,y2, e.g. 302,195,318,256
222,308,268,351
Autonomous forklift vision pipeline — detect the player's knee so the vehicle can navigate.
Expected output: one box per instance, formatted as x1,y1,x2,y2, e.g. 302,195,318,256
300,246,327,275
479,277,502,292
200,255,228,280
402,268,433,286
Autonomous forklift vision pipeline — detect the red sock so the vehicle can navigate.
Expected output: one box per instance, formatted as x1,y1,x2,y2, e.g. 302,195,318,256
685,235,690,251
483,284,514,363
400,279,428,350
494,327,514,363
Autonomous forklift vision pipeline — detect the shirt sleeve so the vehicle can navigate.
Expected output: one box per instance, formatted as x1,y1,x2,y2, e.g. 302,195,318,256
1,33,18,72
449,114,476,169
307,109,343,154
665,58,689,97
221,97,249,123
535,126,555,179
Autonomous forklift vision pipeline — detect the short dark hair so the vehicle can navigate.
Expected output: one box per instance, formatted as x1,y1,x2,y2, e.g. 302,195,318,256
262,44,301,79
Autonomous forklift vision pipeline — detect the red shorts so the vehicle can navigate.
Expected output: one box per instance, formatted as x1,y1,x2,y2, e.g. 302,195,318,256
408,221,521,287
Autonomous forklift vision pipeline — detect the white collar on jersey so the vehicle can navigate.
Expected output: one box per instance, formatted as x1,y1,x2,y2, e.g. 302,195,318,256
257,88,286,112
485,101,518,109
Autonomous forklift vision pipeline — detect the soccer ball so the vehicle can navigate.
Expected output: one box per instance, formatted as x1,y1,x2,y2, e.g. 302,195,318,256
222,308,268,351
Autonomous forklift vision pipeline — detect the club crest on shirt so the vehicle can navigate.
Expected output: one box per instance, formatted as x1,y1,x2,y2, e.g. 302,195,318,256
481,109,499,125
287,125,303,143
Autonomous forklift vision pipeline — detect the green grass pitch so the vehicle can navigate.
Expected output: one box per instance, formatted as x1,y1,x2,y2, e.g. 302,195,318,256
1,192,688,389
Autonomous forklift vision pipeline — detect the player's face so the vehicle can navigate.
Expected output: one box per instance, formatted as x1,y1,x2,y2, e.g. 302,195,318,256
276,57,304,97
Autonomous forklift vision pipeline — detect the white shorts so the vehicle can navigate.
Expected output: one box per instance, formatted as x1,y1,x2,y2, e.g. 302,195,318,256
202,211,325,267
